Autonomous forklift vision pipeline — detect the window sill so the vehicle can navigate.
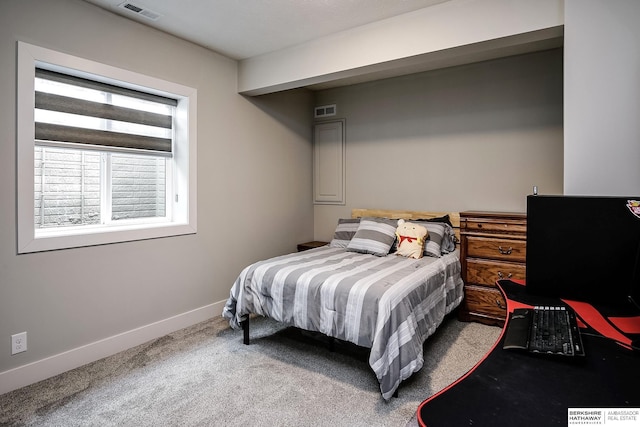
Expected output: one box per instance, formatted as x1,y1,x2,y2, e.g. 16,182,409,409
19,222,196,254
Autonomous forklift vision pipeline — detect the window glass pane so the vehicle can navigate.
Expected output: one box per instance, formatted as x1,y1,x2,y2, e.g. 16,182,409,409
35,109,172,139
35,77,105,103
35,76,174,115
111,94,174,115
35,109,106,131
34,146,101,229
111,153,166,221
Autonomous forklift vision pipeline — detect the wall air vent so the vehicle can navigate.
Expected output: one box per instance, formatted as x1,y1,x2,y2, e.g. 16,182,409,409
118,2,162,21
314,104,337,118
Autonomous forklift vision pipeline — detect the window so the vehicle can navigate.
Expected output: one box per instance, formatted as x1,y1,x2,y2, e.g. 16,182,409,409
17,42,197,253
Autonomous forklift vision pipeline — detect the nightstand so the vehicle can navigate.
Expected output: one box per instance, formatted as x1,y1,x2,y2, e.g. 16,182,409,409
458,211,527,326
297,241,329,252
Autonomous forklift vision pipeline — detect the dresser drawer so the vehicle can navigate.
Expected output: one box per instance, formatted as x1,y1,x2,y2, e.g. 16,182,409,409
464,219,527,234
466,258,526,286
466,236,526,262
461,285,507,320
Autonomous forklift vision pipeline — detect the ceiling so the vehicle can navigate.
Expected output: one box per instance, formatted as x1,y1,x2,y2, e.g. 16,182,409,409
82,0,451,60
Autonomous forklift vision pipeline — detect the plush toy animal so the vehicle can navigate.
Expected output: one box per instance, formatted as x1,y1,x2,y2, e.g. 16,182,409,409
394,219,428,259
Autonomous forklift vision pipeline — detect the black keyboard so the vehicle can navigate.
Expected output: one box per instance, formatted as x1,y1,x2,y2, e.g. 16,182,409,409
503,305,585,357
530,306,575,355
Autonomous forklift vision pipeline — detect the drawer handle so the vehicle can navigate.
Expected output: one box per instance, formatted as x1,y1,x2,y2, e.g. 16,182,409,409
498,246,513,255
497,271,513,279
496,299,506,310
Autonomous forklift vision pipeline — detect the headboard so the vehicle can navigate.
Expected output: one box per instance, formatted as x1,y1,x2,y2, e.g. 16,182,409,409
351,209,461,242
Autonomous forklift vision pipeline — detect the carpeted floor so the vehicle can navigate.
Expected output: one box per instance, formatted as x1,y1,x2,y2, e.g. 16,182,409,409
0,314,500,427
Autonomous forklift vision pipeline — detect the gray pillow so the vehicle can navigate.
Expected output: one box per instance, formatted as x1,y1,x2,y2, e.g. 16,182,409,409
420,222,457,257
328,218,361,248
346,217,397,256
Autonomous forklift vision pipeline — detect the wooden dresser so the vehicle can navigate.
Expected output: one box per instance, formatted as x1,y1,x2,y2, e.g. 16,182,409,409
458,211,527,326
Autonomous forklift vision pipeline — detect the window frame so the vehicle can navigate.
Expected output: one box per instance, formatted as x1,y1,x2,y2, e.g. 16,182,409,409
17,41,197,254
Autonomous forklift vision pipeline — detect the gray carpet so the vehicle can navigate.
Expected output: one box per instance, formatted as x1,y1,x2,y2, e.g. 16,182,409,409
0,314,500,427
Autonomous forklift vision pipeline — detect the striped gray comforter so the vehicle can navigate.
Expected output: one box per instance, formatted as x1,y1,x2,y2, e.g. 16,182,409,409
222,246,464,400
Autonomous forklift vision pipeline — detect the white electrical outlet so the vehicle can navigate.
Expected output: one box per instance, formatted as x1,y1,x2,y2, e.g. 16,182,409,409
11,332,27,355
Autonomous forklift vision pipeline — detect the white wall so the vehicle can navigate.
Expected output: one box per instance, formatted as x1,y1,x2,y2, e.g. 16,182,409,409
313,49,564,241
0,0,313,393
564,0,640,196
239,0,563,95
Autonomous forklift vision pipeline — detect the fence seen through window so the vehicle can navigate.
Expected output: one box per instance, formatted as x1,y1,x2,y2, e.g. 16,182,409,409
35,146,166,229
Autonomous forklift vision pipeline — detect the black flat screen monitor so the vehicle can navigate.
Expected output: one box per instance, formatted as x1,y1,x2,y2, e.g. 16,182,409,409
526,195,640,309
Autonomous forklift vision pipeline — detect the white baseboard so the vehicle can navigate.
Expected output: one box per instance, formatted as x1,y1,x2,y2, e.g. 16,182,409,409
0,300,226,396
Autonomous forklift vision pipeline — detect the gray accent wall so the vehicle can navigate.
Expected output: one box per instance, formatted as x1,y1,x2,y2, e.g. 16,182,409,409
313,49,564,241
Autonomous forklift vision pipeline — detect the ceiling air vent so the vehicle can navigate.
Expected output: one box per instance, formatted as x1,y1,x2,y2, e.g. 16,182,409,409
118,2,162,21
314,104,337,118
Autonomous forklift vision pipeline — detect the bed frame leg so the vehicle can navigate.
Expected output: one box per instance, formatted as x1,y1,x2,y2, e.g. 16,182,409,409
393,389,399,398
242,318,250,345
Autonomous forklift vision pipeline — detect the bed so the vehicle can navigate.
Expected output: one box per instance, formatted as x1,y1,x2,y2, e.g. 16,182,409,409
222,209,464,400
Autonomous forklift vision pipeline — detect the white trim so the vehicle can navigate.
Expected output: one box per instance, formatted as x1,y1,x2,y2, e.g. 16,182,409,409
313,119,346,205
0,300,227,395
17,41,198,253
